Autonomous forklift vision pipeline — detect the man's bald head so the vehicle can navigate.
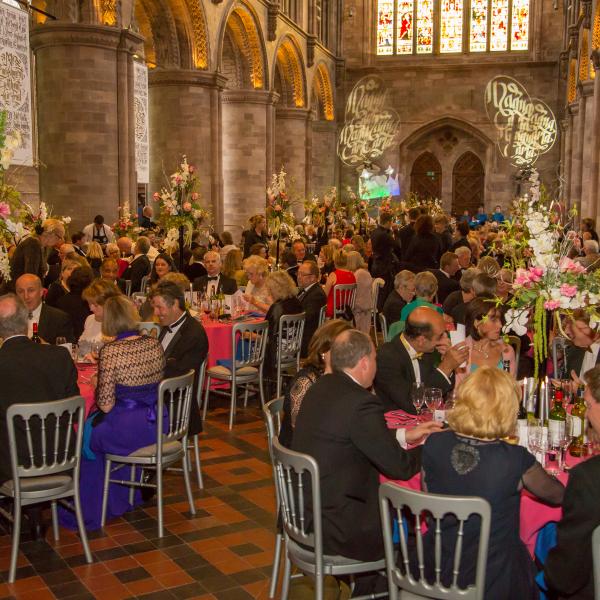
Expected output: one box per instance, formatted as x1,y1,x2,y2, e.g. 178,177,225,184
404,307,446,352
0,293,28,338
15,274,43,312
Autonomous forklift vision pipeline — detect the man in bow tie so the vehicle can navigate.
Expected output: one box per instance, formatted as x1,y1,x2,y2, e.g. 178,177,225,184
375,306,468,413
296,261,326,357
192,251,238,296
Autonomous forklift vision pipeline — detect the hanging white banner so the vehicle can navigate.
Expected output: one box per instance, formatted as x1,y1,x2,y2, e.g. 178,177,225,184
0,1,33,166
133,61,149,183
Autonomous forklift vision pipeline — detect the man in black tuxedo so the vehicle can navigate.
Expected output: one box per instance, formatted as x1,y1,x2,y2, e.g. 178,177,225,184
375,306,467,413
15,274,74,343
293,330,440,594
184,246,208,282
0,293,79,536
296,261,326,357
370,212,401,309
285,240,317,283
398,207,420,257
192,251,237,295
429,251,461,304
149,280,209,436
560,311,600,388
545,365,600,600
382,270,415,327
122,236,151,293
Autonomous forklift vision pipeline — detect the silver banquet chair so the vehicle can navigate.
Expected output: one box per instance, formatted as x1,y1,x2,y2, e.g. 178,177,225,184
332,283,357,321
318,305,327,327
378,312,388,343
593,524,600,600
275,313,305,398
1,396,93,583
371,278,385,345
378,482,491,600
100,370,197,538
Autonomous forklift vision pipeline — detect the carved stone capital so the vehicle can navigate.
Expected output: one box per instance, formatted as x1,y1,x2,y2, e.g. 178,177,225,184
222,89,280,105
591,49,600,71
568,24,579,50
579,79,595,97
559,50,569,79
306,34,317,68
30,22,124,52
267,2,279,41
582,0,592,28
149,69,228,90
568,101,580,116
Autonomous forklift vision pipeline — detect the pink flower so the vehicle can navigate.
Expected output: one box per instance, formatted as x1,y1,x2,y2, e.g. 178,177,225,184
188,165,195,174
514,268,532,287
175,176,182,185
528,267,544,282
544,300,561,310
559,283,578,297
152,192,160,201
274,204,282,212
559,257,586,274
182,202,192,212
0,202,10,218
191,192,199,201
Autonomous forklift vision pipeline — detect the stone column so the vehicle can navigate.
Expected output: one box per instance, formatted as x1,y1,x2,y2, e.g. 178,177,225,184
564,103,577,210
148,70,227,231
590,50,600,222
579,81,595,218
221,90,279,233
274,107,310,218
571,89,586,214
30,23,142,230
311,120,338,196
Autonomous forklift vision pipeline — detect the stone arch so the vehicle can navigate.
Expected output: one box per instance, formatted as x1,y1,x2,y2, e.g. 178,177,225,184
399,116,493,150
452,151,485,216
218,1,268,89
410,152,442,199
273,35,307,108
134,0,180,67
593,0,600,48
311,62,335,121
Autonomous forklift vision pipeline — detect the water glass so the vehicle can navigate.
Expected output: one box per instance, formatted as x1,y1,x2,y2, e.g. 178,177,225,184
411,382,425,416
425,388,443,414
56,337,67,346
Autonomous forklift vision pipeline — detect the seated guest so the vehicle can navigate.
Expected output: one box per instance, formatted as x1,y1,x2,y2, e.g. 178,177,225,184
450,269,496,326
575,239,600,272
318,243,335,282
80,279,121,344
297,260,327,357
476,255,501,277
140,272,193,321
443,267,478,319
86,241,104,277
496,267,514,301
59,295,165,531
250,242,268,259
184,246,208,282
403,215,442,271
222,248,247,287
100,258,127,294
561,309,600,388
453,245,473,280
544,365,600,599
219,231,237,260
280,319,352,447
15,274,74,343
382,270,415,327
242,255,271,312
323,249,356,318
45,257,83,307
105,243,121,262
455,297,516,385
149,280,208,437
56,267,95,341
292,330,441,595
192,250,237,296
149,252,177,285
122,236,151,293
434,215,453,255
423,368,564,598
375,306,467,413
345,250,372,333
139,205,156,229
71,231,87,257
451,220,472,253
430,251,461,304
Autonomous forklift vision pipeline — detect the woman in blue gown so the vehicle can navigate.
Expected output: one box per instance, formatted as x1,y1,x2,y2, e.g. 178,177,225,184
60,295,165,530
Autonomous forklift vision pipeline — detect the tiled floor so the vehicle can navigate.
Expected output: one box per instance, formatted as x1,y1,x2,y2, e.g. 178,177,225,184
0,402,280,600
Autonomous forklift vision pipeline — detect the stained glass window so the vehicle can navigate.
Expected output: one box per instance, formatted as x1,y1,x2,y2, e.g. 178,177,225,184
397,0,415,54
490,0,509,50
417,0,433,53
511,0,529,50
440,0,463,52
377,0,395,55
470,0,488,51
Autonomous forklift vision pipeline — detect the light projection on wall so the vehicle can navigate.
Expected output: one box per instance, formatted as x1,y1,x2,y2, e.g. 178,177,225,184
359,165,401,200
484,75,557,167
337,75,401,166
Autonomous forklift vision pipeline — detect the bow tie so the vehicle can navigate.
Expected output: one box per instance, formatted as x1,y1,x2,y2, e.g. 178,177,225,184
413,352,423,360
207,276,218,281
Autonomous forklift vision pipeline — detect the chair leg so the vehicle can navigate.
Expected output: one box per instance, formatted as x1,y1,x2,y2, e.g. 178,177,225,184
182,454,196,516
51,501,59,541
156,465,164,538
193,435,203,489
128,465,136,506
8,501,21,583
243,384,249,407
280,553,292,600
315,570,324,600
229,383,237,430
258,374,266,409
268,532,283,599
100,458,111,528
202,377,211,420
73,487,93,564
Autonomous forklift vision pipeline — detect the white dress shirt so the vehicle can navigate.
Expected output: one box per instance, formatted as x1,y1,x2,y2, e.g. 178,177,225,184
400,334,421,384
205,274,220,298
160,312,187,351
27,303,43,338
581,342,600,381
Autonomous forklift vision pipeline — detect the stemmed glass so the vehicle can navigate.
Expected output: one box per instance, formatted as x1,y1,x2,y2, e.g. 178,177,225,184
425,388,443,415
528,422,547,467
411,382,425,416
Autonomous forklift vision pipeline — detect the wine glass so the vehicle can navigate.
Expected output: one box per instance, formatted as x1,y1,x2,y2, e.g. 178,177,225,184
425,388,443,415
55,337,67,346
90,341,103,361
411,382,425,416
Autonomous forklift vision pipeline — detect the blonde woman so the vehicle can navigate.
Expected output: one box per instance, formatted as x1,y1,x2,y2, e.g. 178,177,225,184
223,248,247,287
421,367,564,599
345,250,372,333
243,254,272,312
80,279,122,343
86,241,104,276
323,250,356,318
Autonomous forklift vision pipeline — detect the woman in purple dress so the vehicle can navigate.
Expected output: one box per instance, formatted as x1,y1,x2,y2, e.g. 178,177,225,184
60,295,165,530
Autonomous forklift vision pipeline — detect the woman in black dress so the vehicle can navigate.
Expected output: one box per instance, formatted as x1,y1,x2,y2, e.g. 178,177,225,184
243,214,269,258
403,214,442,271
56,267,95,340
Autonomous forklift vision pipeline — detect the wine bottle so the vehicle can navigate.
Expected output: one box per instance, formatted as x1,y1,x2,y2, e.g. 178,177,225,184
548,390,566,446
569,387,587,457
31,322,42,344
517,388,529,448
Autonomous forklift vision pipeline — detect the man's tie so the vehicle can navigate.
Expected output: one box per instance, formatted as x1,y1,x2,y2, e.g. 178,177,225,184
158,326,170,342
414,352,423,359
207,276,218,281
28,312,33,319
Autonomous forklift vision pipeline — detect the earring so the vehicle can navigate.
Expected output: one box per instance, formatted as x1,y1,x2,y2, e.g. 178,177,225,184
321,353,325,360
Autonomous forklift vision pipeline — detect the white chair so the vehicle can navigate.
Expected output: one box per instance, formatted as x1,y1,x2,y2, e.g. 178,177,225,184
140,274,150,294
332,283,357,321
275,313,305,398
100,371,196,538
371,278,385,345
124,279,132,296
379,482,491,600
203,321,269,429
318,305,327,327
379,313,388,343
189,359,207,488
592,524,600,599
1,396,93,583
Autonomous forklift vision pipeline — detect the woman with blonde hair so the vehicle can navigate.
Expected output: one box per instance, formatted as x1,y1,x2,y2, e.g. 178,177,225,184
323,249,356,318
421,368,564,599
243,214,268,258
80,279,122,343
223,248,247,287
86,241,105,276
345,250,372,333
243,254,271,312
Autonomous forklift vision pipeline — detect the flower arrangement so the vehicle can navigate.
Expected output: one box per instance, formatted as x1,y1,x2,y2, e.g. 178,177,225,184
112,201,141,239
501,170,600,377
266,167,296,234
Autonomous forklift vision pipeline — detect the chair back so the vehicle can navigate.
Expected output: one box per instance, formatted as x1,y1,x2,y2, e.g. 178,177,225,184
379,312,388,342
158,371,195,451
263,397,284,458
333,283,357,320
7,396,86,489
196,358,207,411
124,279,132,296
138,321,160,338
371,278,385,313
272,438,322,568
277,313,305,368
552,336,569,380
592,524,600,600
379,482,491,600
140,275,150,293
231,320,269,369
506,335,521,368
318,305,327,327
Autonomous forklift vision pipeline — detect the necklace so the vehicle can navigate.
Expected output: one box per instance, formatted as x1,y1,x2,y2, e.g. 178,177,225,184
473,342,491,359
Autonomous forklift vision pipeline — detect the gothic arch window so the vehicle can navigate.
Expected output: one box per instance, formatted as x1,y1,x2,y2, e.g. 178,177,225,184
376,0,530,55
411,152,442,199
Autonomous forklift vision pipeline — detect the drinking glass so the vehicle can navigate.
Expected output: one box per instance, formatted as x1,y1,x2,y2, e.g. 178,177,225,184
55,337,67,346
425,388,443,414
411,382,425,416
527,423,544,466
90,341,103,360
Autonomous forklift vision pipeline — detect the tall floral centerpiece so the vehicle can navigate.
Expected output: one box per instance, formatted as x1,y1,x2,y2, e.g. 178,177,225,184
154,155,210,270
501,171,600,378
266,167,296,267
112,201,141,239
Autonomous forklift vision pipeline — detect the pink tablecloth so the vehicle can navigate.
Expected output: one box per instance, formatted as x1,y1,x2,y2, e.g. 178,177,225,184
77,363,97,417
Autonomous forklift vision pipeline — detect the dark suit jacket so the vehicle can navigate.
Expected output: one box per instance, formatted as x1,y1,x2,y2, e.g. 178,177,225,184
403,233,442,271
122,255,151,293
375,335,453,413
55,294,91,341
429,269,460,304
38,303,75,344
192,274,238,295
545,455,600,600
292,371,421,561
298,284,327,357
565,344,600,379
370,225,401,272
382,290,407,328
397,223,416,256
161,313,209,435
184,262,207,282
0,337,79,483
451,237,471,253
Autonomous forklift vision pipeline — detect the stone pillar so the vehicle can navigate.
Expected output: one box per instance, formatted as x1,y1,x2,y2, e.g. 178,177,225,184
30,23,142,230
221,90,279,233
571,90,586,214
564,104,576,210
579,81,595,218
148,70,227,231
274,108,310,218
311,120,338,196
590,50,600,222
